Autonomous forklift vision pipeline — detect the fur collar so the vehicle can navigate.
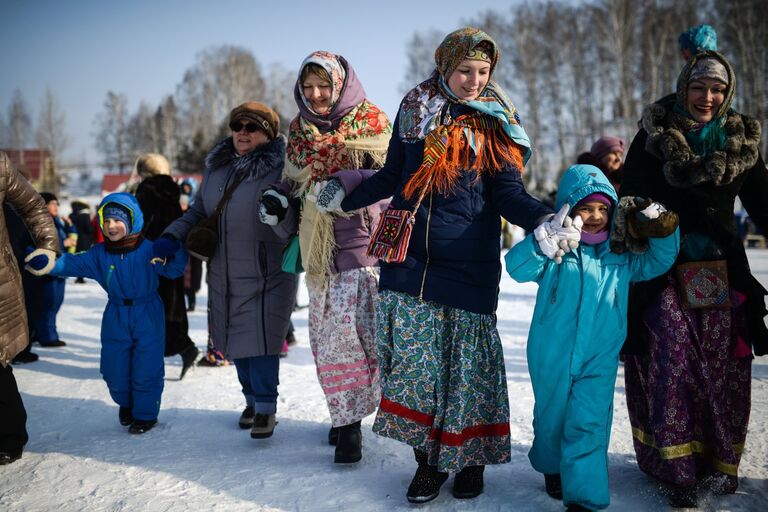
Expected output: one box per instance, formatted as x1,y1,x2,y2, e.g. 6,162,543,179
641,104,762,188
205,134,286,178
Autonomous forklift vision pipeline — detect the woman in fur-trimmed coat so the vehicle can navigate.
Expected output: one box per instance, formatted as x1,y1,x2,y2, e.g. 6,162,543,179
162,103,298,439
620,51,768,508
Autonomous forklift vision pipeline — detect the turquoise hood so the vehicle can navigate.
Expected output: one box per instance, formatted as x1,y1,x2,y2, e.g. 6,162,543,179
554,164,617,212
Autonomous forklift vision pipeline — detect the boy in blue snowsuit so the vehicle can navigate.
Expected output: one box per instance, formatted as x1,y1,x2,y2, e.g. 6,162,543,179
28,192,187,434
505,165,680,511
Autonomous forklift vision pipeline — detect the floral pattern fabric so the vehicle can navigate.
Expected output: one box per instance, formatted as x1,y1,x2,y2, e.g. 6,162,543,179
308,267,380,426
287,100,392,188
624,276,752,486
373,289,511,472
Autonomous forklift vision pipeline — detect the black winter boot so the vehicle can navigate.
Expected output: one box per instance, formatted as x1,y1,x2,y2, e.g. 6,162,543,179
119,407,133,426
328,426,339,446
129,419,157,434
406,449,449,503
239,406,255,429
545,473,563,499
666,485,697,508
452,465,484,499
334,421,362,463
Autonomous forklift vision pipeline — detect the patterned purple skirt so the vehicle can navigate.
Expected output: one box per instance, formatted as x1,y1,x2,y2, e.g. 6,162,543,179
624,276,752,487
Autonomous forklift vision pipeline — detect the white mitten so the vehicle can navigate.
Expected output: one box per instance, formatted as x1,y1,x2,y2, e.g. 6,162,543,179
24,248,57,276
637,202,667,220
534,204,581,263
554,214,583,252
314,178,345,213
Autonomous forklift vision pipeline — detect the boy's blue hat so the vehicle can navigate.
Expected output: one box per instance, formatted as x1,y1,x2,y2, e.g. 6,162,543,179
103,203,132,231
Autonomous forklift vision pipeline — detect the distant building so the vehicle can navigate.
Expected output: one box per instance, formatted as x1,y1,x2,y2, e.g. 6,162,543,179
1,148,58,193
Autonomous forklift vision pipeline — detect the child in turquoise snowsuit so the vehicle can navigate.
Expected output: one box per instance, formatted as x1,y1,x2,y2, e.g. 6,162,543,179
505,164,679,510
46,192,187,433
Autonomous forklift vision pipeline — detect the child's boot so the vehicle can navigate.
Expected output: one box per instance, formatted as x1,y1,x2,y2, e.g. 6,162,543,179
239,406,255,429
406,449,449,503
545,473,563,499
452,465,484,499
129,419,157,434
118,407,133,426
250,413,276,439
334,421,362,463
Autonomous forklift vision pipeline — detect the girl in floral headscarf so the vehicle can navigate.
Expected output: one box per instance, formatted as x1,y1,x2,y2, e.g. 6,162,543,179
260,51,392,464
314,28,556,502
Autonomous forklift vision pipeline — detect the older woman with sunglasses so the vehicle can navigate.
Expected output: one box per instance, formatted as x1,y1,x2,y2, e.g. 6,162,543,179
158,102,298,439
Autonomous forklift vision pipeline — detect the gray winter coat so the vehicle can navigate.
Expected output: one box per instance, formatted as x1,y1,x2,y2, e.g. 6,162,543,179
164,136,298,359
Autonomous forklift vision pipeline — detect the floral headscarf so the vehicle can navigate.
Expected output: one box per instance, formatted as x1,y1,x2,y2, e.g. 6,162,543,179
292,51,366,133
398,27,532,200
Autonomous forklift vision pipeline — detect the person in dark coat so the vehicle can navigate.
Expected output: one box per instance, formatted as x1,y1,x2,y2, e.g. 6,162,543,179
135,160,200,380
315,28,562,503
0,151,59,464
27,192,76,347
620,51,768,508
69,199,95,283
157,102,298,439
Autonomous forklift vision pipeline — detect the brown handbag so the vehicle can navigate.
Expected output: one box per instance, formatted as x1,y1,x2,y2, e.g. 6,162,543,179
185,173,246,262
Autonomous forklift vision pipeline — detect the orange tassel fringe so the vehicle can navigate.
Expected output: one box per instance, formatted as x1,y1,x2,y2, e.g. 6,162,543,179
402,119,525,200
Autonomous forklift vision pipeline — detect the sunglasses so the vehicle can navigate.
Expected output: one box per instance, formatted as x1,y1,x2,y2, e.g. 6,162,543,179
229,121,261,133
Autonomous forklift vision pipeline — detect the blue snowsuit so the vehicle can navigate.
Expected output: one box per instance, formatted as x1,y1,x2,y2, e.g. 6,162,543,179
49,193,187,422
505,165,679,510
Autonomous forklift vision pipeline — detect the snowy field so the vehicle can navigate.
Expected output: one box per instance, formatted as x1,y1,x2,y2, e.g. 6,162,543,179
3,251,768,512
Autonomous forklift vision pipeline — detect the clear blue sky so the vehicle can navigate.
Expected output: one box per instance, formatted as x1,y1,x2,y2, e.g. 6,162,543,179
0,0,517,164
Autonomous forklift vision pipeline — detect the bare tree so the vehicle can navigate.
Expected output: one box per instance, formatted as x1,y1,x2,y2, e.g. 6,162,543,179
155,96,179,168
126,101,158,158
8,89,32,165
175,45,266,152
264,62,299,135
35,87,71,167
399,29,444,93
94,91,130,173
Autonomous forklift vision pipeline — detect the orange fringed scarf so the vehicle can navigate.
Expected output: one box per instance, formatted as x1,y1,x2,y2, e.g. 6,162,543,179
402,114,525,200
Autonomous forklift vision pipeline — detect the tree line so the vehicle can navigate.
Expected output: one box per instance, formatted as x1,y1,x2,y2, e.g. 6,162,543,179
1,0,765,184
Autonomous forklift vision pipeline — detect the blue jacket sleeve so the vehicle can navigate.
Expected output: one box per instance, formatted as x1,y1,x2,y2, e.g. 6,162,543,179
504,234,550,283
49,248,101,280
152,244,188,279
628,227,681,282
491,167,554,232
341,112,405,211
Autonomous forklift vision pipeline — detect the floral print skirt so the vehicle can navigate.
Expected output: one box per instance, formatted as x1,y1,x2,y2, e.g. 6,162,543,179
308,267,380,427
624,276,752,487
373,289,511,472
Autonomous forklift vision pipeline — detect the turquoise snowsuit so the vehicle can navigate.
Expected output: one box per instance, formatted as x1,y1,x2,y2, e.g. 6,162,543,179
505,165,679,510
49,192,187,421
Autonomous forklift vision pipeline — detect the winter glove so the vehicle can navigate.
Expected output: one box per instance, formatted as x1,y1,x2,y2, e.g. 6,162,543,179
313,178,346,213
534,204,583,263
628,199,679,239
24,248,57,276
152,234,180,264
259,189,289,226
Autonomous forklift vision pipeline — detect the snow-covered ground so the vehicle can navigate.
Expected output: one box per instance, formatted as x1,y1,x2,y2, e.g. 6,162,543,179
3,251,768,512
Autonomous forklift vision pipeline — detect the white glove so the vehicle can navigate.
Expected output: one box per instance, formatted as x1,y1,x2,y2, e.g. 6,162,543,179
258,189,289,226
637,202,667,220
312,179,345,213
24,248,57,276
534,204,582,264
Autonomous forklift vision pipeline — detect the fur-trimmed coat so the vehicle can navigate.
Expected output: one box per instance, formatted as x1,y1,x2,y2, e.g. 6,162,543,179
163,137,298,359
0,152,60,366
620,104,768,355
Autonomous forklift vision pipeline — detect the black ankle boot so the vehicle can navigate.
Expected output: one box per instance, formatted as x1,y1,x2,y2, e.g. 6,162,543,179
667,485,697,508
545,473,563,499
119,407,133,426
452,465,484,499
328,426,339,446
406,449,449,503
334,421,362,463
